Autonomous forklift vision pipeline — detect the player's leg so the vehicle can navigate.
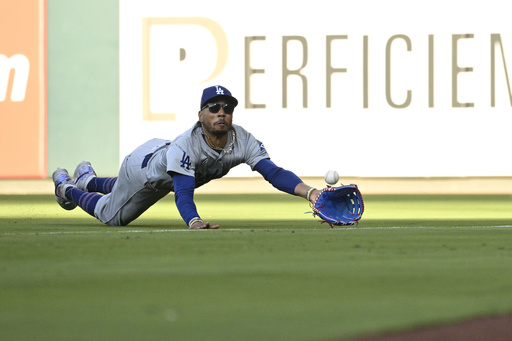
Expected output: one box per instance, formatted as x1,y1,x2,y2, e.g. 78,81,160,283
94,148,170,226
74,161,117,194
67,187,101,217
64,139,172,226
52,168,101,217
53,164,159,224
96,184,169,226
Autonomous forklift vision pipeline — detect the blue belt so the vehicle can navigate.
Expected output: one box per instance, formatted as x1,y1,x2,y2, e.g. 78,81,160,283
141,142,170,169
141,153,153,169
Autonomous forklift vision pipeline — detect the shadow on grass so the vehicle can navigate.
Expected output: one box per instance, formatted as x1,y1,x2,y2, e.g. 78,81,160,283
1,194,511,234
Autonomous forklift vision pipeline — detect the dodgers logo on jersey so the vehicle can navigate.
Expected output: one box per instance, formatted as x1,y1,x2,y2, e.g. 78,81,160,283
258,141,266,152
180,151,192,170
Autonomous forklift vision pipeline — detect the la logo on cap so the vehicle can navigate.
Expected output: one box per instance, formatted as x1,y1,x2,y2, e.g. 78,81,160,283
215,86,224,95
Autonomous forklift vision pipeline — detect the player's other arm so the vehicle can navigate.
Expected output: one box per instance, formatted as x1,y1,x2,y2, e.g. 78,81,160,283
253,159,321,203
170,172,219,229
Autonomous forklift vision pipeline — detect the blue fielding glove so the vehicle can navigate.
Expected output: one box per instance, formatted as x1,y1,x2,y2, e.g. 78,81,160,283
311,184,364,227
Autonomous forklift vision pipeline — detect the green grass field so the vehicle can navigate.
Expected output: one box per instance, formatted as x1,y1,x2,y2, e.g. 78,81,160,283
1,193,512,341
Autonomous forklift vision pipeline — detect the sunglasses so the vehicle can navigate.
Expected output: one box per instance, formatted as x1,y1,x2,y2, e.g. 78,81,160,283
201,102,235,115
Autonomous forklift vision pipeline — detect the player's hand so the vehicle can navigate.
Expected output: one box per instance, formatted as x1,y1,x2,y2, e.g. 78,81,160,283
309,189,322,203
189,221,220,229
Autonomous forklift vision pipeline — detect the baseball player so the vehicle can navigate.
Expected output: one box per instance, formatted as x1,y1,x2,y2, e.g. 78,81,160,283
52,85,322,229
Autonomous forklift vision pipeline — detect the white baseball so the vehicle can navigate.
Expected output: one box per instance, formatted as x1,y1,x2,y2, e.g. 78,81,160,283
324,170,339,185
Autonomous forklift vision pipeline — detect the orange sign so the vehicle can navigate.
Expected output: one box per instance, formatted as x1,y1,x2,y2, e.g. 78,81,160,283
0,0,46,178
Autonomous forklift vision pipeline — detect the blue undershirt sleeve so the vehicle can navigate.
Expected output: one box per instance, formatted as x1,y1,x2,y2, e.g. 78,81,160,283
254,158,303,195
170,172,200,226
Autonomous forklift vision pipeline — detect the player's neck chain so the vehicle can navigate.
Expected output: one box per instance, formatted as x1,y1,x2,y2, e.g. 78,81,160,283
202,129,236,155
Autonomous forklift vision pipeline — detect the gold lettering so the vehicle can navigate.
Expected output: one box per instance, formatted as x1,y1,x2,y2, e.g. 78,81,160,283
282,36,308,108
326,35,348,108
452,34,474,107
428,35,434,108
244,36,266,109
490,33,512,107
142,17,228,121
363,35,369,108
386,34,412,108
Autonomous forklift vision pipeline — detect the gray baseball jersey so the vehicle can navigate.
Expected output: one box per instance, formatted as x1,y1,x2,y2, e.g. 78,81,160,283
145,122,269,190
94,122,269,225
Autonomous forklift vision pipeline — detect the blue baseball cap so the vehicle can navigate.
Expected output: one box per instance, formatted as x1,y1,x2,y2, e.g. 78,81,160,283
200,85,238,109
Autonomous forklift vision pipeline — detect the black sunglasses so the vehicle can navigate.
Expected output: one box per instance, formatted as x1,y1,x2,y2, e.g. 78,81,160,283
201,102,235,115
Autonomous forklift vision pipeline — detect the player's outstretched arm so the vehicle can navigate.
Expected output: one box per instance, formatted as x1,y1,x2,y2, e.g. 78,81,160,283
254,159,321,203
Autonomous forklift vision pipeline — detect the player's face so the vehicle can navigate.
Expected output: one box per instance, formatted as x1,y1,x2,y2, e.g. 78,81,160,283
199,100,234,137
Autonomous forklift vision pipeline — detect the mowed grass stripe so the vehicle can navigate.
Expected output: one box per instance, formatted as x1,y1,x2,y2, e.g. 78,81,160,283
2,225,512,237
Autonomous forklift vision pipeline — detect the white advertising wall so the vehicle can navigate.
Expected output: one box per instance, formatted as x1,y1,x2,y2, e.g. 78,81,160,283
120,0,511,177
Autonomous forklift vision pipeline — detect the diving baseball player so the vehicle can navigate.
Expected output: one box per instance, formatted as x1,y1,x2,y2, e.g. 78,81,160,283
52,85,322,229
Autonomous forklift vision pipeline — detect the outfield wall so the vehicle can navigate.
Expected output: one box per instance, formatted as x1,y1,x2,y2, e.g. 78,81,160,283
46,0,120,176
0,0,120,178
1,1,510,181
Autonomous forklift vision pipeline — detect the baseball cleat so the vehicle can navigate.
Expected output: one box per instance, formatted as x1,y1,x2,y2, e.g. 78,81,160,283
74,161,97,191
52,168,77,210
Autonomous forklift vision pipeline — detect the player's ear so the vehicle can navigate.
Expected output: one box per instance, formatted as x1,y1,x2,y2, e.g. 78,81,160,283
198,110,203,122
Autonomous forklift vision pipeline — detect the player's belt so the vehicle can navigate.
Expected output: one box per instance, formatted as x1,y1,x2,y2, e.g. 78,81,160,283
141,153,153,169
